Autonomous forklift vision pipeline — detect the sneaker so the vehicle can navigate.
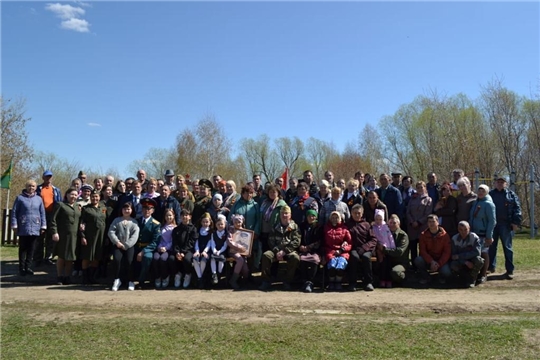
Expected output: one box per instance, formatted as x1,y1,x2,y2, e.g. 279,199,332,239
212,273,218,285
476,276,487,285
504,272,514,280
347,284,357,292
303,282,313,293
128,281,135,291
467,282,476,288
364,283,374,292
174,273,182,288
112,278,122,291
183,274,192,289
162,276,170,288
258,281,272,291
155,278,162,289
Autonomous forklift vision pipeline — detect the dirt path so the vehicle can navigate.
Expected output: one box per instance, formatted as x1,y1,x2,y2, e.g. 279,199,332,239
2,263,539,316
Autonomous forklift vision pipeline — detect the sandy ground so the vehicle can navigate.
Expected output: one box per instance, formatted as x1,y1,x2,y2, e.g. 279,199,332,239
2,258,539,317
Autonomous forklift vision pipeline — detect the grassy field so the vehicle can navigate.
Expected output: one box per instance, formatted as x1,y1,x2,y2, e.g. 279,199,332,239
2,302,539,359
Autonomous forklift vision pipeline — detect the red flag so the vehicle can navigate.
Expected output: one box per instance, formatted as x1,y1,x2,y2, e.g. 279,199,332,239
280,168,288,190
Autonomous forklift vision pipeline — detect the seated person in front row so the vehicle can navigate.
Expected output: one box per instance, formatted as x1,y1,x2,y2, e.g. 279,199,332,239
259,206,301,291
449,221,484,288
414,214,452,285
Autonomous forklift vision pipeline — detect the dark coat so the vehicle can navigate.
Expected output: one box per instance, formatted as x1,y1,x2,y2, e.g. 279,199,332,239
434,195,458,237
346,219,377,255
172,223,198,255
154,196,182,225
376,185,403,218
51,202,82,261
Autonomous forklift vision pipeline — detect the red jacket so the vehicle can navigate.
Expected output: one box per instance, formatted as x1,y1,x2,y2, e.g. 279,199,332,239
324,222,352,261
419,226,451,267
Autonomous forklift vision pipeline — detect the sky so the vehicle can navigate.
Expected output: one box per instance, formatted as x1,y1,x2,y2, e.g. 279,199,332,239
2,0,539,179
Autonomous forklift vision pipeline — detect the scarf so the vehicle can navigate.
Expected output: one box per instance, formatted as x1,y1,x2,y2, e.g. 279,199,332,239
262,197,279,222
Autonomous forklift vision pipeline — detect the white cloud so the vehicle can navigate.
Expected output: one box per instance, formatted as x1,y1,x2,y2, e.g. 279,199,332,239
45,3,91,33
61,18,90,33
87,122,101,127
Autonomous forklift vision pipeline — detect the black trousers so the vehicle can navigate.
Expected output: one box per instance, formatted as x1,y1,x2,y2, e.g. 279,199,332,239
19,235,39,271
112,246,135,282
299,260,318,283
175,251,194,275
33,213,54,263
347,250,374,285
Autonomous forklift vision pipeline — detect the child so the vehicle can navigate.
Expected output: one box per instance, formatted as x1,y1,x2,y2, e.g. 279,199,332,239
193,212,213,289
227,214,249,290
172,209,198,289
372,209,396,288
152,209,177,289
209,214,229,285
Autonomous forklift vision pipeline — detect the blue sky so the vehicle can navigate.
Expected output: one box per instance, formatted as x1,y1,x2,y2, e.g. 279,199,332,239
3,1,539,178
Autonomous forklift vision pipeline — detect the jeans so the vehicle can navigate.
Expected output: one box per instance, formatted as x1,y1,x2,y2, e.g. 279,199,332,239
414,256,451,279
348,250,373,285
489,224,514,273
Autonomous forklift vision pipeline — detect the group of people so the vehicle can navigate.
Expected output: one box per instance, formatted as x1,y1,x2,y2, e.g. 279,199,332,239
10,167,522,292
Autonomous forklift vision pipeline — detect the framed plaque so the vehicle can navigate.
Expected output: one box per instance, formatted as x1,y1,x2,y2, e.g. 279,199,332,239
232,229,255,256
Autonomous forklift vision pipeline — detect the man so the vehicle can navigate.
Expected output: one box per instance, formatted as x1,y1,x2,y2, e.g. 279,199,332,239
77,184,93,206
426,172,440,207
414,215,452,285
212,175,223,190
488,176,522,279
451,169,464,197
324,170,337,189
34,170,62,266
378,215,409,285
321,187,350,224
391,172,402,188
375,174,403,219
164,170,176,191
347,204,377,291
124,177,135,196
153,185,182,225
192,179,213,225
363,191,388,224
449,221,484,288
252,174,264,200
133,198,161,289
93,178,104,193
104,175,115,187
259,206,301,291
285,177,298,204
136,169,149,192
117,180,144,220
303,170,319,196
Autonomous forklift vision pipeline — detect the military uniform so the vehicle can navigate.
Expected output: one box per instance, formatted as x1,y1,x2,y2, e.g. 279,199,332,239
51,202,82,261
192,196,211,226
134,215,161,285
79,203,107,261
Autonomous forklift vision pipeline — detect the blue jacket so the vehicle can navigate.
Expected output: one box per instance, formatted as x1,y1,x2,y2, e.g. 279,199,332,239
153,196,182,225
11,191,47,236
376,185,403,218
36,184,62,203
469,195,496,239
489,188,522,226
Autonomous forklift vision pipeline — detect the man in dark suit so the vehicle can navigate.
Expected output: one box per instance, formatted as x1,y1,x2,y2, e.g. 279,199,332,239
116,180,144,220
376,174,403,219
153,185,182,224
133,198,161,289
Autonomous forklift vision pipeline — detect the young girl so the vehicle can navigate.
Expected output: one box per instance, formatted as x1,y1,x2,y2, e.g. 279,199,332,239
372,209,396,288
108,202,140,291
209,214,229,285
193,212,213,289
227,214,249,290
152,209,177,289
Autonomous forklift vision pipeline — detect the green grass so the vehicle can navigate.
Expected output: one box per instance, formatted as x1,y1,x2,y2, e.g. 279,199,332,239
2,303,539,359
1,244,17,260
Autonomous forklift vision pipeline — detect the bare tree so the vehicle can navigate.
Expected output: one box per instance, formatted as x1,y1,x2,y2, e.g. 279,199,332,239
240,134,281,183
275,137,305,178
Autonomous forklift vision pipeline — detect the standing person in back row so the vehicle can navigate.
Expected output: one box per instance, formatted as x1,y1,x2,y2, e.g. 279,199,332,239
488,177,521,279
35,170,62,267
376,174,403,219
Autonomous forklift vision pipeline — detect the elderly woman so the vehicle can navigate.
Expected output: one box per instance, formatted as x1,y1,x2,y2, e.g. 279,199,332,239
434,182,458,238
469,184,496,285
223,180,240,211
79,190,107,285
299,209,322,293
314,179,331,209
324,211,352,291
341,179,364,211
406,181,433,268
51,188,82,285
259,184,287,253
321,187,350,224
11,180,47,276
363,191,388,224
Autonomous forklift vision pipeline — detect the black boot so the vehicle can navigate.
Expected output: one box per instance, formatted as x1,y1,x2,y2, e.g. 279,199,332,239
82,269,90,286
89,267,98,284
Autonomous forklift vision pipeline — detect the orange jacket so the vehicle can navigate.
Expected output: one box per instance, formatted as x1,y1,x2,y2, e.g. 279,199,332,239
418,226,451,267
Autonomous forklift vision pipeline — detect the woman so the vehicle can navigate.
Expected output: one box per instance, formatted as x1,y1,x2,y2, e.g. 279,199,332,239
290,182,318,226
456,177,477,223
321,187,351,224
229,185,261,271
341,179,363,212
469,184,496,285
79,190,107,285
71,178,82,196
324,211,352,290
313,180,331,210
113,180,126,200
406,181,433,268
172,184,195,214
51,187,82,285
11,180,47,276
434,182,458,237
108,202,140,291
363,191,388,224
143,178,160,199
223,180,240,212
98,184,118,279
259,184,287,253
299,209,322,293
207,193,230,224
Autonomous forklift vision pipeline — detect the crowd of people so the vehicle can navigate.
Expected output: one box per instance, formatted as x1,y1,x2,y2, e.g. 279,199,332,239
10,167,522,292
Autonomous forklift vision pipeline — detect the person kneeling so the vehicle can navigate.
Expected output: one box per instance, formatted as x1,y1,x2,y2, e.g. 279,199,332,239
414,215,451,285
259,206,300,291
450,221,484,288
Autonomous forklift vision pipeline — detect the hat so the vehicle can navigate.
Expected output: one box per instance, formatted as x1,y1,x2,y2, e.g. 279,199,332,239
478,184,490,193
43,170,53,177
306,209,318,218
495,176,508,183
231,214,244,223
329,211,342,222
374,209,386,223
164,169,175,177
198,179,214,190
81,184,94,191
391,172,402,177
141,198,157,208
212,193,223,202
